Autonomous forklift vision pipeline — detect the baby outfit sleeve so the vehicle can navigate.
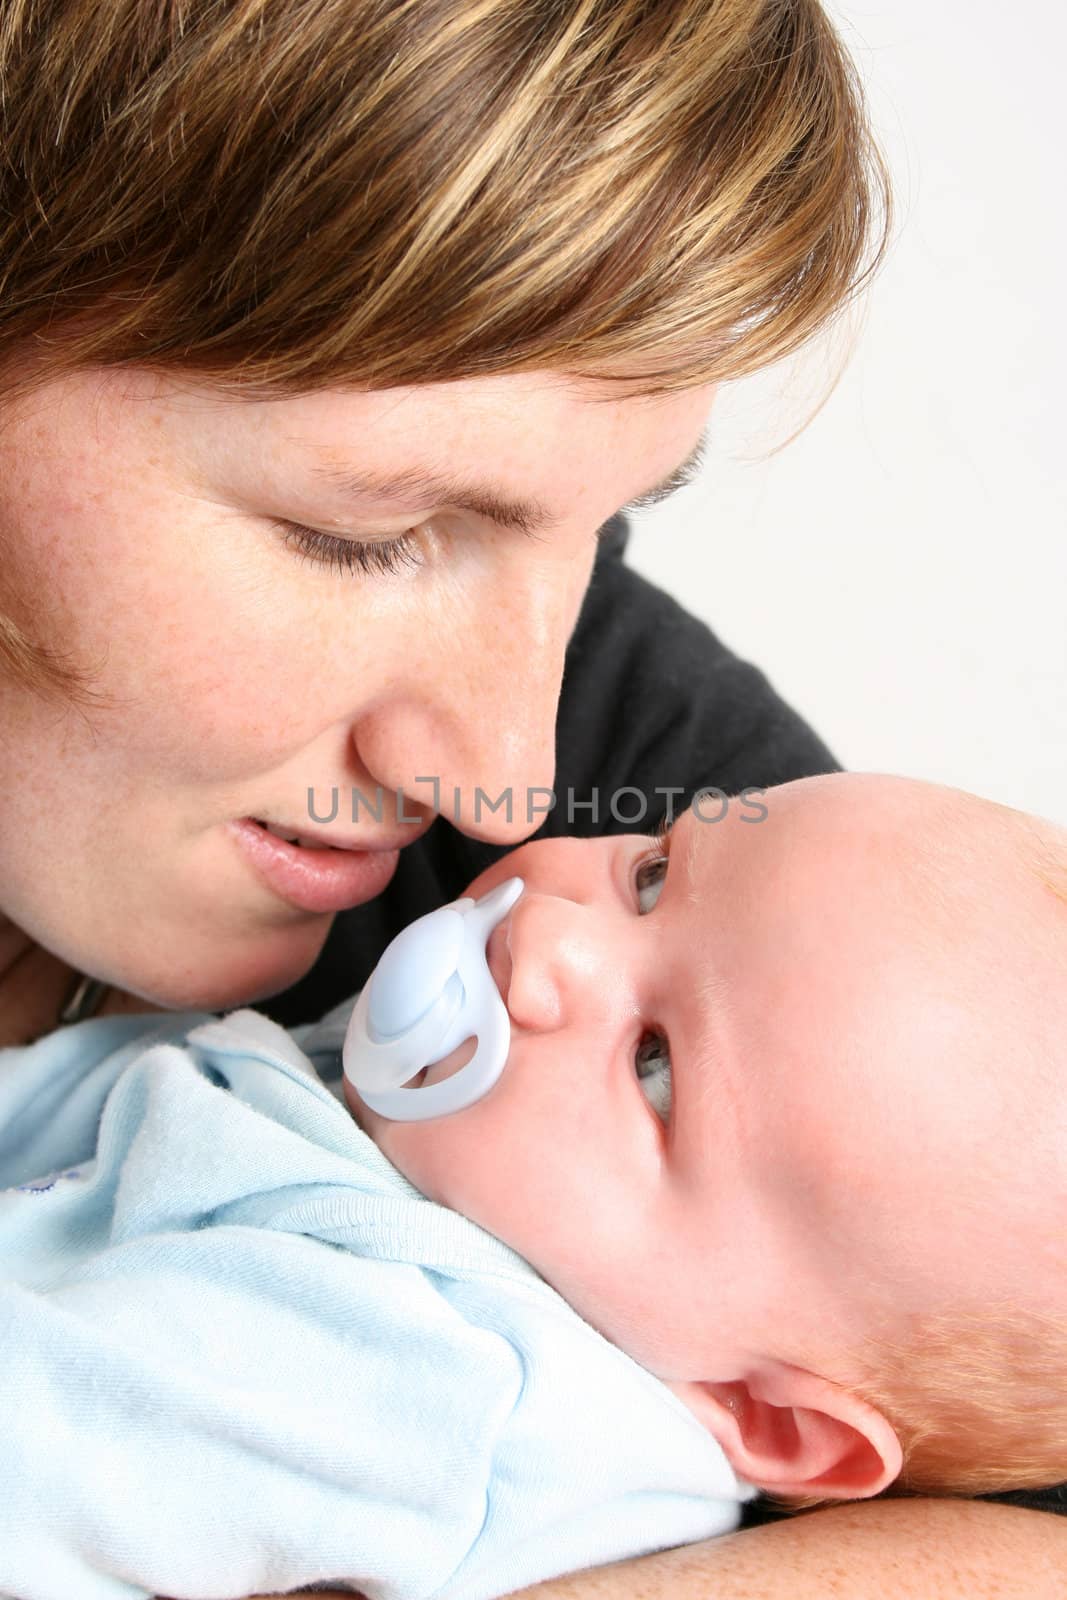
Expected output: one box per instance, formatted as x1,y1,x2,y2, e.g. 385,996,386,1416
0,1008,753,1600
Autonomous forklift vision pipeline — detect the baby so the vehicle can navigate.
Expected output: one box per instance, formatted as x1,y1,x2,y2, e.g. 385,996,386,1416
347,769,1067,1507
1,771,1064,1600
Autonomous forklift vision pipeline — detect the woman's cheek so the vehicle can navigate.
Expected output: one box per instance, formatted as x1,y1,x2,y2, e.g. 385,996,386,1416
93,544,386,775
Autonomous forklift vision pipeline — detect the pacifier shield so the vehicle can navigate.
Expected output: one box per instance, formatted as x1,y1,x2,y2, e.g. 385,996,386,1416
342,876,524,1122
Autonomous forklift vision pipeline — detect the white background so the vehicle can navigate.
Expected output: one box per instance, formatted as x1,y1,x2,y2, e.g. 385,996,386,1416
626,1,1066,825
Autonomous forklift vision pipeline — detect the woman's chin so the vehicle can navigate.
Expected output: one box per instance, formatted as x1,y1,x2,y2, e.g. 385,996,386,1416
107,923,330,1014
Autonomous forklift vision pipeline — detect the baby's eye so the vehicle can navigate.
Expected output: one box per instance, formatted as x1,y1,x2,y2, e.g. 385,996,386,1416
634,853,668,914
635,1030,672,1123
635,1031,669,1074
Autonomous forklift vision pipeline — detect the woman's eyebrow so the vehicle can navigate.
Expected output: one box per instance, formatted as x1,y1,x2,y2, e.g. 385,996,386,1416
305,426,710,539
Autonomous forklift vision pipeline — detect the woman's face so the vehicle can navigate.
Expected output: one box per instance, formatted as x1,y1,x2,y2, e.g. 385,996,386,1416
0,365,714,1010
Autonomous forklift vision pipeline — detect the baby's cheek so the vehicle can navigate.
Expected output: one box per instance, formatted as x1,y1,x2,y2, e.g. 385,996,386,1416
399,1122,515,1224
342,1058,529,1218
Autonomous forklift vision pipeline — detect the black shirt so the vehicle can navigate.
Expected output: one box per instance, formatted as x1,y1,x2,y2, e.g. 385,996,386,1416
260,513,1065,1525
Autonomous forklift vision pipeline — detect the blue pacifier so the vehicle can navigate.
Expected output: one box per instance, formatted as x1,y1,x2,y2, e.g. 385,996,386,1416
342,876,524,1121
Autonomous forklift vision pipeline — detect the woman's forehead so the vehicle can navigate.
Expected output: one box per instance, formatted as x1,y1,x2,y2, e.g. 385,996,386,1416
140,370,716,535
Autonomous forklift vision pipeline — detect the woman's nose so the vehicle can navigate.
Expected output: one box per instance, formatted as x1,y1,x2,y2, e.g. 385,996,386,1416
353,551,594,846
504,893,626,1035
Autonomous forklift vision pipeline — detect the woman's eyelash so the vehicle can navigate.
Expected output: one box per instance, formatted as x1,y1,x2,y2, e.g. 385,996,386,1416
272,520,424,579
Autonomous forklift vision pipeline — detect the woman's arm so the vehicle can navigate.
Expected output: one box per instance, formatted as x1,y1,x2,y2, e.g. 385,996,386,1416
504,1499,1067,1600
236,1497,1066,1600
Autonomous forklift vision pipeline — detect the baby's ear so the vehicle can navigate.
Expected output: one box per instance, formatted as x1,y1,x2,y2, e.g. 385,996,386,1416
663,1363,903,1500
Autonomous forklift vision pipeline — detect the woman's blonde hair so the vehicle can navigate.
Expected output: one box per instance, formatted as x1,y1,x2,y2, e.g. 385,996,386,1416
0,0,892,697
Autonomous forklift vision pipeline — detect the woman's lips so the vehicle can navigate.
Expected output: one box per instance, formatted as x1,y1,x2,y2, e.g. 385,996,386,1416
227,817,400,913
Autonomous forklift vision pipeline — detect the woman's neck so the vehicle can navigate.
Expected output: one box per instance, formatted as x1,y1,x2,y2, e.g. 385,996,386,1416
0,916,168,1048
0,920,79,1047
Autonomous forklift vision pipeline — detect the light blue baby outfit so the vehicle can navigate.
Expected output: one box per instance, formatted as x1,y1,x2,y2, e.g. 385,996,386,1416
0,999,755,1600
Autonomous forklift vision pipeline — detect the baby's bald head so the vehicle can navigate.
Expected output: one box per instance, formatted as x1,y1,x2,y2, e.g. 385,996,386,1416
770,774,1067,1501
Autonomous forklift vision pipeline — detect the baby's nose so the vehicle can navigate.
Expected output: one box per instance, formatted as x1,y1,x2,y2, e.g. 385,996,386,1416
503,895,616,1035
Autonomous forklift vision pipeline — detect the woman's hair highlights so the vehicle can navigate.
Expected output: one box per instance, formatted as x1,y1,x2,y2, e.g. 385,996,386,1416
0,0,892,697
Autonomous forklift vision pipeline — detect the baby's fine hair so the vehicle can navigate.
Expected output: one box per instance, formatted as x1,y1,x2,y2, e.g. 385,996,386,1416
781,814,1067,1511
0,0,890,698
762,1299,1066,1513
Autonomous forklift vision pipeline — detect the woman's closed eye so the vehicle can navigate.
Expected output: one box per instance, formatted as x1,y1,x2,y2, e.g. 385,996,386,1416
269,518,426,579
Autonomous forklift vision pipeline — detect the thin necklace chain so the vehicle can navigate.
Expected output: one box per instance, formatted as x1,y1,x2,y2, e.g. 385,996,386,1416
57,971,110,1026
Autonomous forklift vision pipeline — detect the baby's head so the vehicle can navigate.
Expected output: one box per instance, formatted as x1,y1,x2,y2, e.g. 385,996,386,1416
345,772,1067,1506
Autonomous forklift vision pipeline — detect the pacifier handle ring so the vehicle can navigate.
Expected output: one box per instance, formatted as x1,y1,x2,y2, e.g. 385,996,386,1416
353,994,510,1120
343,978,462,1094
